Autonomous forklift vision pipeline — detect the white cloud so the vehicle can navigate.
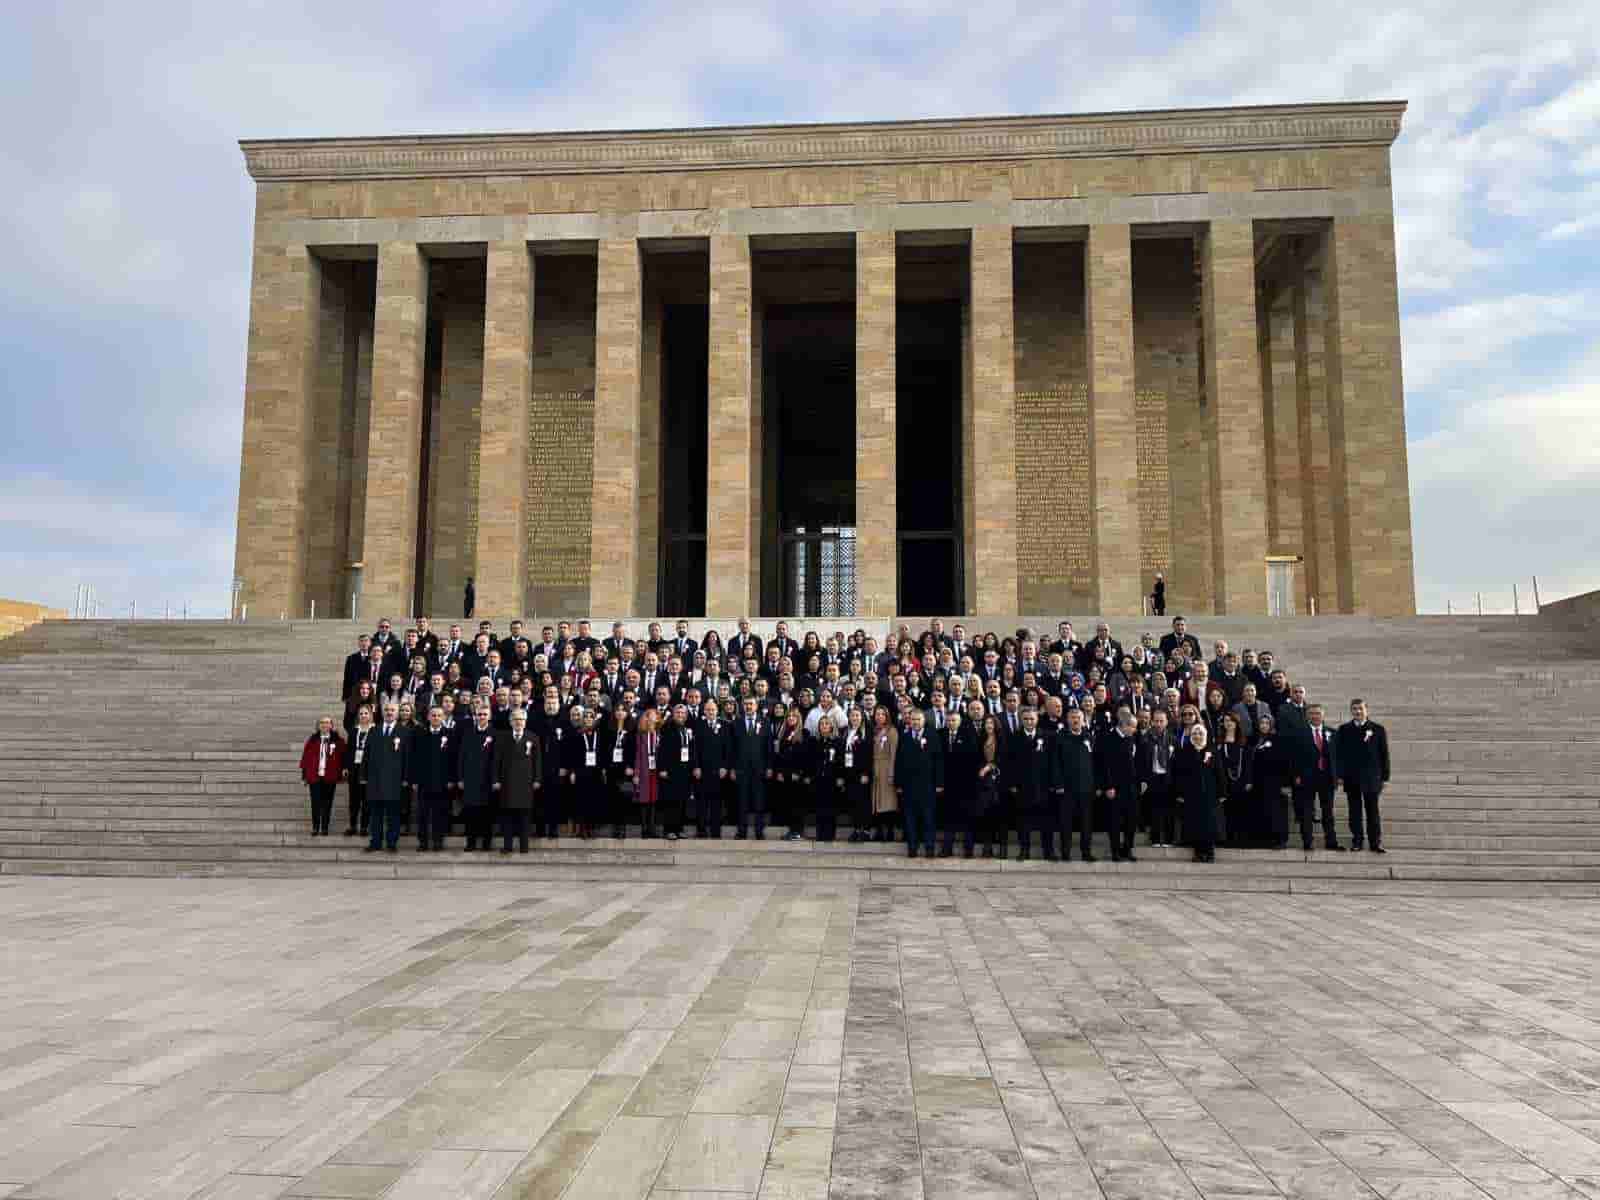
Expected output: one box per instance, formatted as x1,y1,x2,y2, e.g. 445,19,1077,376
1409,352,1600,613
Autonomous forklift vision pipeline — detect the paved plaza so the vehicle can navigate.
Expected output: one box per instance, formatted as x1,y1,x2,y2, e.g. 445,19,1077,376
3,879,1600,1198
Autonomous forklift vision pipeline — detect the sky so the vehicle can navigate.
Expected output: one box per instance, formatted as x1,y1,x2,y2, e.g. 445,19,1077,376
0,1,1596,618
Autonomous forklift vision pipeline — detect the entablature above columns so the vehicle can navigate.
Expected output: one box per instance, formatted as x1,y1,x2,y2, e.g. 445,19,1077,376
258,187,1392,252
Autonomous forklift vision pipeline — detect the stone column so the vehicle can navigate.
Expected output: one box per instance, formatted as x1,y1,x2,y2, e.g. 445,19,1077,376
1324,216,1417,615
234,243,320,620
855,230,897,616
1266,286,1307,611
967,224,1018,613
360,242,428,619
1086,223,1141,614
1200,220,1269,614
706,234,756,616
474,241,533,617
589,238,643,617
1294,246,1338,614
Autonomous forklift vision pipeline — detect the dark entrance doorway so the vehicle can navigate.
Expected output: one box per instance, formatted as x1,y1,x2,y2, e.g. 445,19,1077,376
897,299,963,614
764,303,856,617
658,302,709,615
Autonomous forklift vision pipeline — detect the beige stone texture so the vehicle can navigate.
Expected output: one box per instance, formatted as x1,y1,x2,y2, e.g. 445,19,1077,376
636,283,663,613
855,231,896,616
967,225,1019,613
525,255,596,614
360,242,428,618
1324,214,1417,616
1200,220,1269,614
588,238,642,617
1265,287,1308,612
422,261,484,618
706,234,756,617
1130,239,1187,606
235,242,319,619
473,241,532,619
1013,242,1090,615
234,105,1418,618
1295,248,1339,615
1086,223,1141,614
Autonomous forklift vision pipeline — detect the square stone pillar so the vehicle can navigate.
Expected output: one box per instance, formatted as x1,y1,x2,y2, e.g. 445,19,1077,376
1086,223,1141,615
1324,216,1417,615
1294,249,1338,615
967,224,1018,613
1200,220,1269,614
1265,286,1307,612
474,241,533,618
360,242,428,619
590,237,644,617
855,231,897,616
706,234,756,617
234,243,320,620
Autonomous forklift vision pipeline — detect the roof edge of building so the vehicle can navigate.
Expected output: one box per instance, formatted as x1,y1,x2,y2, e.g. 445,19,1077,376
239,99,1408,182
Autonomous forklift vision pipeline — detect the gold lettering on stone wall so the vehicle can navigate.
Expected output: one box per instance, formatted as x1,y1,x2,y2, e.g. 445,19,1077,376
525,390,594,588
1015,384,1091,585
463,397,481,575
1136,388,1172,578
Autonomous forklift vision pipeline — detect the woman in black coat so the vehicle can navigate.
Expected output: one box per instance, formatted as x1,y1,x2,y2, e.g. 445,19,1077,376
810,716,845,843
974,715,1005,858
601,705,635,839
1249,712,1295,850
842,707,873,842
1216,713,1247,846
457,705,499,851
1173,723,1225,863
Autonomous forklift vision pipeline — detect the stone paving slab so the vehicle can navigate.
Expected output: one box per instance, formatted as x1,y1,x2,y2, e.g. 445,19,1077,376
4,879,1600,1198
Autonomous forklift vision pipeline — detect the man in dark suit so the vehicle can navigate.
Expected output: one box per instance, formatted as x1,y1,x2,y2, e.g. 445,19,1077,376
729,619,762,664
671,619,698,663
493,709,538,853
497,620,527,666
407,704,456,852
893,709,942,858
362,701,409,853
1010,708,1057,862
693,699,731,838
432,624,467,676
1158,616,1202,662
656,705,695,839
731,696,770,839
1293,703,1344,851
769,620,799,665
1336,699,1390,853
457,701,497,851
1052,706,1098,862
603,622,633,662
1097,711,1141,863
341,635,374,701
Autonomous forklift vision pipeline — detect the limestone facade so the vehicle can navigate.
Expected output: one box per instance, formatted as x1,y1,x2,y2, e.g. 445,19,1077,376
233,101,1417,620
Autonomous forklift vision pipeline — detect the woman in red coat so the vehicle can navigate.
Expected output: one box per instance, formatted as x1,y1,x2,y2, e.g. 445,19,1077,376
634,708,661,838
299,715,346,837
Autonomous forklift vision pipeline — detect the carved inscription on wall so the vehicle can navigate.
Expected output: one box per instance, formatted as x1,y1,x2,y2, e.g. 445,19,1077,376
1136,388,1172,579
1015,384,1091,585
526,390,594,588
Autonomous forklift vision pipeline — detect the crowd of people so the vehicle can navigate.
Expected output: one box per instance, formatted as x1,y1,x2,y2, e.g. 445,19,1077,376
300,614,1393,863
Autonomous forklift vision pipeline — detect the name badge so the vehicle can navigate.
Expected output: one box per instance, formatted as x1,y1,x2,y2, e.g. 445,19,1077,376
647,754,656,770
612,744,624,763
680,746,690,763
353,750,364,764
524,743,531,757
844,751,854,767
393,738,401,751
585,750,597,767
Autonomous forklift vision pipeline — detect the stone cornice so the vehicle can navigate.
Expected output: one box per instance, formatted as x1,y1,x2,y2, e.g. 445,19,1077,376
240,101,1406,182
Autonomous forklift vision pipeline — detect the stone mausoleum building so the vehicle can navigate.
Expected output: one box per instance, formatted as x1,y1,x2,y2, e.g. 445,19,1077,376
232,101,1416,621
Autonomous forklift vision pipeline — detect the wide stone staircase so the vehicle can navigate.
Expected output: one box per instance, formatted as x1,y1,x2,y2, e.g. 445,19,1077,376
1,616,1598,895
